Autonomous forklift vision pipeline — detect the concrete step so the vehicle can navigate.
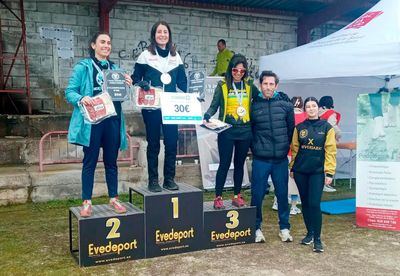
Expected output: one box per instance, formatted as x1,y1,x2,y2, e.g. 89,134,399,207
0,163,202,205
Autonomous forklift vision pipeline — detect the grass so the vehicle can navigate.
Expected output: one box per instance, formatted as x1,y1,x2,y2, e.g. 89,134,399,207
0,179,355,274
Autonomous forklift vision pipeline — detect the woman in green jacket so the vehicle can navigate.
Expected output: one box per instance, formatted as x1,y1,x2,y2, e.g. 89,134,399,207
65,32,132,217
204,54,258,209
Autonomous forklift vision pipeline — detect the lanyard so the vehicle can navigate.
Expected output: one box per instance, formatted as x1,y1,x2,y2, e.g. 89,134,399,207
232,81,244,106
91,59,109,76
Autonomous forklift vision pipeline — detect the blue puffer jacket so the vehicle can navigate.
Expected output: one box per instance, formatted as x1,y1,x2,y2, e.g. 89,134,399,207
65,58,127,150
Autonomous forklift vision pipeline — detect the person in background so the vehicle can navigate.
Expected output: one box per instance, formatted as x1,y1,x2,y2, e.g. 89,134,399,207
290,97,337,253
132,21,187,193
204,54,258,209
272,96,305,215
250,70,295,243
65,32,132,217
210,39,234,77
319,95,340,192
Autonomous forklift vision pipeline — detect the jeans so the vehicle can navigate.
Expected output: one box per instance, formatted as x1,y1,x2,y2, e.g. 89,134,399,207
251,158,290,230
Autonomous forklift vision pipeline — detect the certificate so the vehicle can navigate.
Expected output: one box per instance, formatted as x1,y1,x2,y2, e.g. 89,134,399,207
160,93,203,125
103,69,128,101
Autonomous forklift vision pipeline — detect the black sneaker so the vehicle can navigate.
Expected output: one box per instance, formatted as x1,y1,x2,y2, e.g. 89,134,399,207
313,238,324,253
300,233,314,245
163,179,179,191
148,179,162,193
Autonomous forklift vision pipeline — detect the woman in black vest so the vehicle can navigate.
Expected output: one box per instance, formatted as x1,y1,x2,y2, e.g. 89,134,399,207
289,97,337,253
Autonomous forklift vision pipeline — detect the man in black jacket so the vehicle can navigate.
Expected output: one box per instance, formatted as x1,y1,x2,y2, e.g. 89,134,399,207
251,71,295,243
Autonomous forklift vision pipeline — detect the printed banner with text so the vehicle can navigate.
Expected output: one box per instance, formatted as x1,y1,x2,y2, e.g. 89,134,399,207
356,92,400,231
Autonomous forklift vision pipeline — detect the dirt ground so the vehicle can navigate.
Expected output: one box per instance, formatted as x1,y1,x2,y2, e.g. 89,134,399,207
1,186,400,275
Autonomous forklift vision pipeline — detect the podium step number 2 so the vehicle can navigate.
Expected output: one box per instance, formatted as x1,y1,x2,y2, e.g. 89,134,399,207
69,203,145,267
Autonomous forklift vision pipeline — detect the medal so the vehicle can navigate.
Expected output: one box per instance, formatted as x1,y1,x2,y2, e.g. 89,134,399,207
160,73,172,85
237,106,246,117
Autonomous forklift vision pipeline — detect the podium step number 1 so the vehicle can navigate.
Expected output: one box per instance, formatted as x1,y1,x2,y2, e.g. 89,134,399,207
129,183,203,258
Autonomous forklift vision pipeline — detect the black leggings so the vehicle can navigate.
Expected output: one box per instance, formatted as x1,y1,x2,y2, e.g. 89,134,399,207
215,132,251,197
294,172,325,239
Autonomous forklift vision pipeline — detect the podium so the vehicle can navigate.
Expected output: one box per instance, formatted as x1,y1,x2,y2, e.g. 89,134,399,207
203,200,256,249
69,203,145,267
129,183,203,258
69,183,257,266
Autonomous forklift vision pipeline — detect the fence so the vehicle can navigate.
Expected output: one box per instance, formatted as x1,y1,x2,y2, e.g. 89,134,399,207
39,131,139,172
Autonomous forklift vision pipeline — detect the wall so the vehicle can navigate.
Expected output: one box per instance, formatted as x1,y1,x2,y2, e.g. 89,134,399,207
1,1,298,113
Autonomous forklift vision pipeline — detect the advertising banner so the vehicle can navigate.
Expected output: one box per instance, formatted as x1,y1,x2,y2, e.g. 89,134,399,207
356,92,400,231
196,77,250,190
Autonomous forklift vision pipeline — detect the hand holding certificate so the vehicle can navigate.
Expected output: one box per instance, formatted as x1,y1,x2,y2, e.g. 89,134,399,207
201,119,232,133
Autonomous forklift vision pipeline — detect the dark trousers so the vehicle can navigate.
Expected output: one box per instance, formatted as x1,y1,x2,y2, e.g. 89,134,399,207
251,158,290,230
294,172,325,239
215,132,251,197
82,118,120,200
142,109,178,182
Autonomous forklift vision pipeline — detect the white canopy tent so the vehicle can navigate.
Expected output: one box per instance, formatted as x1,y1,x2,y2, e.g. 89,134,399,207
259,0,400,141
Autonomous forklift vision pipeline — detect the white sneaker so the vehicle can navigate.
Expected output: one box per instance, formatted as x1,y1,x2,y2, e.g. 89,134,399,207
272,198,278,211
279,229,293,242
290,206,302,215
255,229,266,243
323,185,336,192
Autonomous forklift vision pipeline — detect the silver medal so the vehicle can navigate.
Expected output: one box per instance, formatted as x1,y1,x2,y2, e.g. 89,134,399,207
160,73,172,85
237,106,246,117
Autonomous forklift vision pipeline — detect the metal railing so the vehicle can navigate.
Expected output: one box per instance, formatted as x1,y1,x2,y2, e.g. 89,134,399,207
39,131,139,172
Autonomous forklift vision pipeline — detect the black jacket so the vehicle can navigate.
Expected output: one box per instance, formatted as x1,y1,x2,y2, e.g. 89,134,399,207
251,92,295,161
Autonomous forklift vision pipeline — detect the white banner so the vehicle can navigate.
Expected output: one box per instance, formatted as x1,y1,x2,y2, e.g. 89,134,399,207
356,92,400,231
160,93,203,125
196,77,250,190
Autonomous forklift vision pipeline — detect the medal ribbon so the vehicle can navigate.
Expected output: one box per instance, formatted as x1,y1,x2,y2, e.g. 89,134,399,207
232,81,244,106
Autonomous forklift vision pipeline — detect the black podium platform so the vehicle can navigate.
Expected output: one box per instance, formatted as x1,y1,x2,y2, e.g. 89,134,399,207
69,203,145,267
203,200,256,249
129,183,203,258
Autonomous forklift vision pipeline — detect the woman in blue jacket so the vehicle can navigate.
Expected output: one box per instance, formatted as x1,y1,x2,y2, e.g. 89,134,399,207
65,32,132,217
132,21,187,192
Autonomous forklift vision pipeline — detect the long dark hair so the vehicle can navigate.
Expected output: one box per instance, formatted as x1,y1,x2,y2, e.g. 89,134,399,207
225,54,248,90
148,21,177,56
303,96,319,111
88,31,111,58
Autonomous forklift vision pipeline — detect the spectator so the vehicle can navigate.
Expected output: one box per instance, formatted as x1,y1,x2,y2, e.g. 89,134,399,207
250,70,295,243
210,39,234,77
290,96,337,253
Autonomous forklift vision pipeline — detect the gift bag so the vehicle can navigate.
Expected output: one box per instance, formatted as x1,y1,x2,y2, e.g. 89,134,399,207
79,92,117,124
